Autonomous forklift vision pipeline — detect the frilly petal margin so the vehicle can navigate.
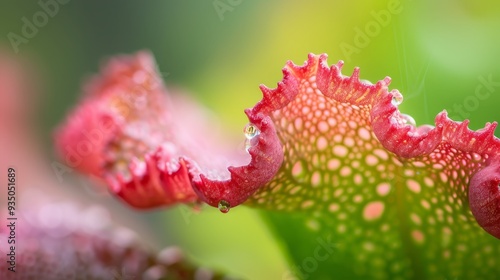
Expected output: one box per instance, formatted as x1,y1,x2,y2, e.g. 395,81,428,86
246,53,500,240
315,53,443,158
55,51,284,210
56,51,500,239
191,113,283,208
108,145,199,208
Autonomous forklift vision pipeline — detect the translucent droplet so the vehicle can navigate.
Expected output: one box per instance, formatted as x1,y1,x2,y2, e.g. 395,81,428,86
218,200,230,213
244,123,260,139
401,114,416,126
391,93,403,106
244,123,260,152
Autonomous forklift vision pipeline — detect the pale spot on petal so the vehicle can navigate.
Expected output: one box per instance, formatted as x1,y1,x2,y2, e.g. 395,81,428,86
318,121,329,133
365,155,379,166
329,203,340,212
407,179,421,193
363,201,385,221
317,136,328,150
333,145,348,157
327,159,340,170
411,230,425,244
376,183,391,196
358,127,370,140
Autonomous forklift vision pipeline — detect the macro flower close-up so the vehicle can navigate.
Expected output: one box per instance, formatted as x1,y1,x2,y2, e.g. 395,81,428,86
2,1,500,279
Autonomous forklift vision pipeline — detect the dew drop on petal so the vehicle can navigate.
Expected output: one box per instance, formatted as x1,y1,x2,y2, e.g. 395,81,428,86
218,200,230,213
244,123,260,153
391,93,403,106
244,123,260,139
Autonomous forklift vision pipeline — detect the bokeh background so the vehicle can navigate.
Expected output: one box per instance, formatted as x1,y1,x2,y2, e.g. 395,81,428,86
1,1,500,279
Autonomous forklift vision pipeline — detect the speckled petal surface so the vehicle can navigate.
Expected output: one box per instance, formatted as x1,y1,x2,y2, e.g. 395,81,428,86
246,54,500,279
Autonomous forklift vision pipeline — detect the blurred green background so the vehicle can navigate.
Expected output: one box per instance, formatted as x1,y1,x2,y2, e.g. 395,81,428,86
1,1,500,279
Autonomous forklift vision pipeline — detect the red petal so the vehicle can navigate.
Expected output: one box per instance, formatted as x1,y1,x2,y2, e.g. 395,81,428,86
55,51,200,208
56,51,500,239
469,158,500,238
109,146,199,208
245,53,500,239
55,51,284,210
191,112,283,208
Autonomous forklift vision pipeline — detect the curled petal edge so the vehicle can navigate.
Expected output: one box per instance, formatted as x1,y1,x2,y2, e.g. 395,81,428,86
234,53,500,239
191,112,284,208
108,145,200,209
56,52,500,234
469,159,500,239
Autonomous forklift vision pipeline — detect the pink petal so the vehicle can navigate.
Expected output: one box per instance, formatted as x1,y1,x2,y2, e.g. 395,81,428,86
55,51,200,207
56,51,500,240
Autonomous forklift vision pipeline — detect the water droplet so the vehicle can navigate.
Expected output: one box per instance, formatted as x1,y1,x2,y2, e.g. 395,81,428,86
391,93,403,106
218,200,230,213
401,114,416,126
244,123,260,152
244,123,260,139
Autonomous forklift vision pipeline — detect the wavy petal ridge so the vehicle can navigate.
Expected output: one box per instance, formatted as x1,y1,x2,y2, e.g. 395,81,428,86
244,53,500,278
191,112,284,208
56,51,500,246
54,51,500,279
55,51,284,210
